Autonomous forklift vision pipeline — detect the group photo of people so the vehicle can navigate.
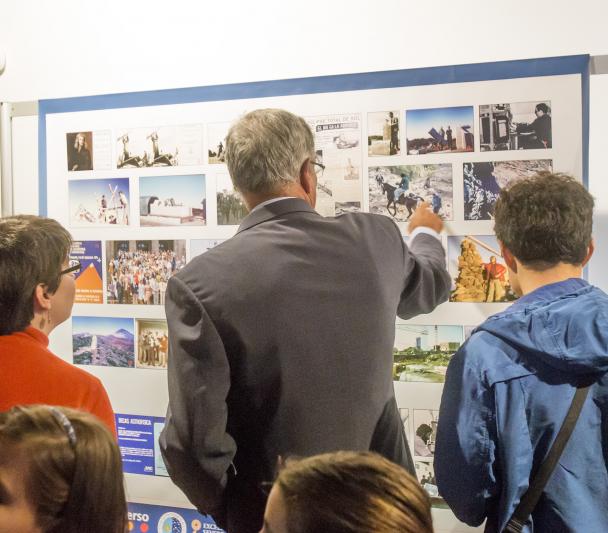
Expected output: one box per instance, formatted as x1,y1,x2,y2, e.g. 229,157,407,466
105,240,186,305
136,320,169,369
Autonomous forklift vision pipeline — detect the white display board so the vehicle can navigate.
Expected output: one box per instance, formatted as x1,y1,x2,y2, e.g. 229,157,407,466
38,56,588,532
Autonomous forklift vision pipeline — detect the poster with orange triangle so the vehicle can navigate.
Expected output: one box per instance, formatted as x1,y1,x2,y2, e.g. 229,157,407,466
70,241,103,303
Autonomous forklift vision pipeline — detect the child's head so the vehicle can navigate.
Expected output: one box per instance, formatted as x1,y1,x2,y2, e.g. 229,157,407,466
0,405,126,533
494,172,594,293
261,451,433,533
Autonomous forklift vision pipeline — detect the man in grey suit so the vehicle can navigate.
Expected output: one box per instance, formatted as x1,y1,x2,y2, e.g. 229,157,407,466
160,109,450,533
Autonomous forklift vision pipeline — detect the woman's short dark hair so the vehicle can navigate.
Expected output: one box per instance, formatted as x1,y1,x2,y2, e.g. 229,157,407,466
494,172,593,270
535,102,550,114
0,405,127,533
0,215,72,335
275,451,433,533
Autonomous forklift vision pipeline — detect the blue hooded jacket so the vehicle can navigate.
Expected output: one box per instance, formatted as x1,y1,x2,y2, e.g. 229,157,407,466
435,278,608,532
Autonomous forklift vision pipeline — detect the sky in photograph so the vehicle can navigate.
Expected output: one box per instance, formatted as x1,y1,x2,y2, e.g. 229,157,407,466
69,178,130,208
394,324,463,350
139,174,205,205
72,316,134,336
406,106,473,139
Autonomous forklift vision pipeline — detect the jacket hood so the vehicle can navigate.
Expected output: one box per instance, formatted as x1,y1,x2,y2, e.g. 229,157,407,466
479,279,608,375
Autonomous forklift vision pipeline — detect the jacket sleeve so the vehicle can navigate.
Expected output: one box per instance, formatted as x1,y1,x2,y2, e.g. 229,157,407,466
397,231,451,319
159,275,236,518
434,339,499,526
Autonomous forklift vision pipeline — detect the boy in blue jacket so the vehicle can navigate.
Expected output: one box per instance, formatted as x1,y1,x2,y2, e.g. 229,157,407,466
435,172,608,532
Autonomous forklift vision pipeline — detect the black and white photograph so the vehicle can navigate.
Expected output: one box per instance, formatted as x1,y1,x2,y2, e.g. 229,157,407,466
367,110,400,156
139,174,206,226
413,409,439,458
106,240,186,305
216,173,248,225
66,131,93,171
463,159,552,220
116,125,203,168
208,122,230,164
136,319,169,370
406,106,474,154
479,101,552,151
369,164,453,221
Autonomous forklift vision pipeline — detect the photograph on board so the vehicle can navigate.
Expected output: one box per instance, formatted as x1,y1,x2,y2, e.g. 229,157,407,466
369,164,453,221
72,316,134,368
106,240,186,305
216,173,248,225
479,101,552,151
139,174,206,226
393,324,463,383
116,125,203,168
69,240,103,304
415,461,442,500
367,110,400,156
136,319,169,370
448,235,517,303
69,177,130,226
463,160,552,220
406,106,474,155
413,409,439,458
66,131,93,171
208,122,230,164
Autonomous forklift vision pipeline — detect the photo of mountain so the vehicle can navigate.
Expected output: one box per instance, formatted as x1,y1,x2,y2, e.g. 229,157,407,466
72,316,135,367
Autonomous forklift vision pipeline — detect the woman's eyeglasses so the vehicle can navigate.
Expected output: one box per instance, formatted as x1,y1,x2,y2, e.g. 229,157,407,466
60,259,81,276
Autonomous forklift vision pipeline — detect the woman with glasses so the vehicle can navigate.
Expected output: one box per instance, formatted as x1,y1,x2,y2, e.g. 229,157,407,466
0,405,127,533
0,215,115,433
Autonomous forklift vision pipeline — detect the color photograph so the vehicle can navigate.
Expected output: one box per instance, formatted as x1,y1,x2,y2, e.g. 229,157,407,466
69,177,130,226
70,240,103,304
463,160,552,220
72,316,134,367
406,106,474,154
479,101,552,151
139,174,206,226
66,131,93,171
367,110,400,156
369,164,453,221
136,319,168,370
393,325,463,383
216,173,248,225
106,240,187,305
448,235,517,303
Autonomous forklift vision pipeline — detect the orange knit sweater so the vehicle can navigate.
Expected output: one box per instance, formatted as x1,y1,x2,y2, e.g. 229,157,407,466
0,326,116,434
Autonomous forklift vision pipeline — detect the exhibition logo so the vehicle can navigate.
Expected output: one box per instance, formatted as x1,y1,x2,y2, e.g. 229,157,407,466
158,512,187,533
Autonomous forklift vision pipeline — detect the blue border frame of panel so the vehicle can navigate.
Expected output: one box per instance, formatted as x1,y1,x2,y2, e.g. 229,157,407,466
38,54,590,216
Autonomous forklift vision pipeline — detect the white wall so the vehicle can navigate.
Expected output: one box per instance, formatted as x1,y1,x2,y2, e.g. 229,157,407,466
1,0,608,101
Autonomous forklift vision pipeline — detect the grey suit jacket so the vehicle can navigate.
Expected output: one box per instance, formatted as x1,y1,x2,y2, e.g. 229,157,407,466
159,198,450,532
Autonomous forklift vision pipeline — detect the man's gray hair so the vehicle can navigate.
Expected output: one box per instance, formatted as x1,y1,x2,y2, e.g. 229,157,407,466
225,109,315,194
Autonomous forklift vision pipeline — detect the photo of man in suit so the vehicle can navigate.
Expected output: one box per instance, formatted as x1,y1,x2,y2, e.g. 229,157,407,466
160,108,451,533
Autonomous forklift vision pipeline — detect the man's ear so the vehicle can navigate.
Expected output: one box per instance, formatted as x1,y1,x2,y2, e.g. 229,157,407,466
33,284,52,312
582,238,595,267
299,158,316,197
499,242,518,273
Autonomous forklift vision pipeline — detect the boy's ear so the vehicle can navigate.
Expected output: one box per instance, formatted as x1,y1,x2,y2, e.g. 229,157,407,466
499,242,518,272
582,238,595,267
